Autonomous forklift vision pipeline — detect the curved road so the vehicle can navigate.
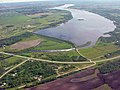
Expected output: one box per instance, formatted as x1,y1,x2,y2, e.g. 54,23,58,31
0,52,91,64
0,51,120,80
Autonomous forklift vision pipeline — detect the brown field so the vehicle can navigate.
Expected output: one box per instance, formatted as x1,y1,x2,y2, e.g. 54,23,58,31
70,69,99,82
93,84,112,90
11,39,42,50
26,69,106,90
26,69,120,90
101,70,120,90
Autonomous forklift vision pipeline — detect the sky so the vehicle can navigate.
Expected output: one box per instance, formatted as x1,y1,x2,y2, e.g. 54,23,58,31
0,0,47,3
0,0,120,3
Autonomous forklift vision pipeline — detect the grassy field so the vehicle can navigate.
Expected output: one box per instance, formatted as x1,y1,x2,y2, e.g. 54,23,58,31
0,32,73,52
0,12,30,25
10,39,42,50
0,9,72,39
19,49,87,62
0,32,83,62
79,42,120,59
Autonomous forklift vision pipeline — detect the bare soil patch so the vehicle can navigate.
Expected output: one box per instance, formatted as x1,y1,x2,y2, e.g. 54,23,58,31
10,39,42,50
26,68,120,90
101,70,120,90
70,69,99,82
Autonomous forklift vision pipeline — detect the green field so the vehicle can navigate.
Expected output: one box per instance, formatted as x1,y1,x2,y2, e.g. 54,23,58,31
0,32,86,62
20,49,87,62
0,55,26,76
79,43,120,59
0,9,72,39
0,32,73,52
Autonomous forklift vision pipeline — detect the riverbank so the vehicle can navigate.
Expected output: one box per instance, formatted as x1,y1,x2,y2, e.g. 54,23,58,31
71,4,120,47
35,4,115,47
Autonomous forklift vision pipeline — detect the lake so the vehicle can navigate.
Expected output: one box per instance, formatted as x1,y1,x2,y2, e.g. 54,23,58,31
35,4,115,47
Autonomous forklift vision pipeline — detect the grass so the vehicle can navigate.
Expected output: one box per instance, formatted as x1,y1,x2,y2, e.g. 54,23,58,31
20,50,79,62
0,12,30,25
0,56,25,68
0,10,72,39
57,63,94,74
79,42,120,59
0,56,25,76
31,40,72,50
0,32,73,53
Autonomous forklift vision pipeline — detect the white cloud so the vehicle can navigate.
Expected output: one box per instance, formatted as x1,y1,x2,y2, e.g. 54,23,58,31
0,0,44,3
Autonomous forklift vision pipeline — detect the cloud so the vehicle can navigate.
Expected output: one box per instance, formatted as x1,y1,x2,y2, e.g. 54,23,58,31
0,0,43,3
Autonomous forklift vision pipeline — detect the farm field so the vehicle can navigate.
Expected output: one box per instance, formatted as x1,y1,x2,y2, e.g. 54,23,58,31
0,32,73,52
100,70,120,90
26,61,120,90
10,39,42,50
26,68,112,90
0,32,85,62
0,7,72,39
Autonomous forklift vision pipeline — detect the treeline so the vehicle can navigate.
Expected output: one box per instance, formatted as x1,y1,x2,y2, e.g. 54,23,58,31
98,59,120,74
0,54,12,60
98,27,120,45
38,11,73,30
109,50,120,57
1,61,56,89
0,32,34,47
40,54,87,62
14,6,49,15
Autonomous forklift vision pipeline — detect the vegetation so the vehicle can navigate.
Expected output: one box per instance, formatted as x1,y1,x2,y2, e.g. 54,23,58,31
98,59,120,74
1,61,56,89
0,57,24,69
73,3,120,59
73,3,120,47
0,5,73,39
0,60,93,89
0,56,25,76
0,54,12,60
1,1,120,90
19,50,87,62
0,32,33,47
0,32,73,52
0,30,86,62
79,43,119,59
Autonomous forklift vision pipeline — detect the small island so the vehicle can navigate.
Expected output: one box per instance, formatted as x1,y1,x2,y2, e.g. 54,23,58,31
78,18,85,21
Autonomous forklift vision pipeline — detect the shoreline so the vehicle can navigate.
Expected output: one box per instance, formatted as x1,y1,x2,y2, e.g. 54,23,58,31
34,4,116,49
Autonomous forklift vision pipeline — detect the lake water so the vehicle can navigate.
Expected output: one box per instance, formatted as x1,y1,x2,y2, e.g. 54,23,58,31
35,4,115,47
